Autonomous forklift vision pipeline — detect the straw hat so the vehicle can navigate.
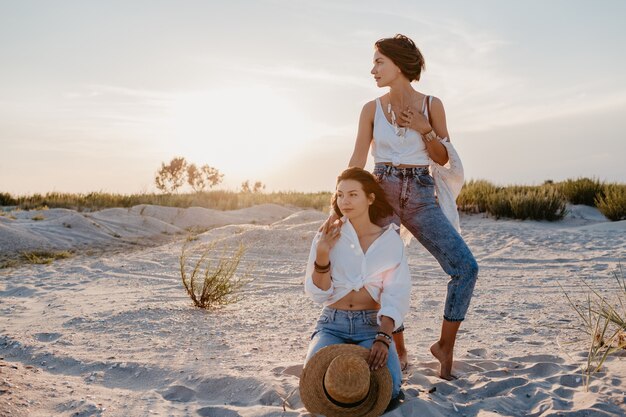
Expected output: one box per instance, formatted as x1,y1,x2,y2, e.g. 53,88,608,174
299,344,392,417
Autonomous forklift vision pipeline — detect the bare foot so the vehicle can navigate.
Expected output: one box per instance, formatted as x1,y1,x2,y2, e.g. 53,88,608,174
398,350,408,371
430,341,456,380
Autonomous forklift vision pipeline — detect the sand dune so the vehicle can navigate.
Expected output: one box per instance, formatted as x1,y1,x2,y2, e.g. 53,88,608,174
1,204,625,416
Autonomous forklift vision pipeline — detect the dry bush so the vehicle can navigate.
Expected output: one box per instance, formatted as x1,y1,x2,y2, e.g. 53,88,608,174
21,251,73,265
457,180,498,213
484,187,567,221
0,192,16,206
179,240,251,309
561,264,626,390
556,177,605,207
595,184,626,221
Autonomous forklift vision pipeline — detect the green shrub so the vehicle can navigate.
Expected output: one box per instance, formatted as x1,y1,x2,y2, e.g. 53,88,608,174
596,184,626,221
509,187,567,221
459,182,567,220
179,241,251,309
457,180,498,213
483,187,566,221
485,192,513,219
557,177,605,206
0,192,16,206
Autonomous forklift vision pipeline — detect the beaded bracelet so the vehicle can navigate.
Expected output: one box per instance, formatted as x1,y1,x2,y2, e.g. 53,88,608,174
314,260,331,273
376,332,392,343
373,339,390,349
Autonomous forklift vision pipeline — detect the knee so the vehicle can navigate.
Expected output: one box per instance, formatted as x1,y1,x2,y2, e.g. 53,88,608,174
467,257,479,280
464,256,479,280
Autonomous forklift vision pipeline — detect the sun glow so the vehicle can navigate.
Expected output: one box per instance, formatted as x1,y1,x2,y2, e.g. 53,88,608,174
168,84,319,182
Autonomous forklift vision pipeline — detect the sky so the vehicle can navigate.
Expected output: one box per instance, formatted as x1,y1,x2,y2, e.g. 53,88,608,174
1,0,625,195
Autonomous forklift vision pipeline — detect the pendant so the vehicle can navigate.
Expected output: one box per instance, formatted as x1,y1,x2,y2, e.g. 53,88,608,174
388,103,405,137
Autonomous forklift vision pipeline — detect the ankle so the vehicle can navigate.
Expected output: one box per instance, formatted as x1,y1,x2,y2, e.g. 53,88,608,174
435,340,453,351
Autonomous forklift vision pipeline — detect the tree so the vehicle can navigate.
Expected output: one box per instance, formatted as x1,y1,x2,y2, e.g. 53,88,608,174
155,157,188,193
187,164,224,192
241,180,265,193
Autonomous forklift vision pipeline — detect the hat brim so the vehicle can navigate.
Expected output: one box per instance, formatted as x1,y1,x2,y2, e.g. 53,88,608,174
299,344,392,417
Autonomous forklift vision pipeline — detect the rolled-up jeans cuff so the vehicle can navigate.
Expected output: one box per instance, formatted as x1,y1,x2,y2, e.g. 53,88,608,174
443,315,464,322
392,324,405,334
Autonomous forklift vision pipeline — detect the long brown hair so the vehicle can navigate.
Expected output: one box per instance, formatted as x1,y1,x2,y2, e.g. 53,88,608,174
375,34,425,82
331,167,393,223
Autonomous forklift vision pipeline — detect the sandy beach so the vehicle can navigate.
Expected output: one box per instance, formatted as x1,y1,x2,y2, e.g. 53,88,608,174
1,203,625,416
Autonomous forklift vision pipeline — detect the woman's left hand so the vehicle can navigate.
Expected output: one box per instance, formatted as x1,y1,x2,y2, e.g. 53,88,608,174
398,105,430,135
368,339,389,370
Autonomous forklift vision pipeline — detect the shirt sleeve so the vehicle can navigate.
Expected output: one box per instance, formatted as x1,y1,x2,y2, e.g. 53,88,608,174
377,247,411,331
303,231,334,303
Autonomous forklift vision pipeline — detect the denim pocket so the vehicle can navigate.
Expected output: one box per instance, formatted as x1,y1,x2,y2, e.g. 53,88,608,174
364,311,379,326
415,173,435,187
317,314,330,324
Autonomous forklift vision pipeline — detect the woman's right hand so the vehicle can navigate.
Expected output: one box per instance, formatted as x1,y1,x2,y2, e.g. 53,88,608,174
316,215,343,255
318,211,340,231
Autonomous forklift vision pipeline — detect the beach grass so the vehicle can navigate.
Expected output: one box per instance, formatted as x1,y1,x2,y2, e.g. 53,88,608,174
0,250,74,268
556,177,606,207
1,177,625,221
179,240,251,309
457,178,625,221
561,264,626,390
20,250,73,265
595,184,626,221
0,190,333,213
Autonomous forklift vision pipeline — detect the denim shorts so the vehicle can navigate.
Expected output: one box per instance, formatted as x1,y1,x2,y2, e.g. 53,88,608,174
373,163,479,322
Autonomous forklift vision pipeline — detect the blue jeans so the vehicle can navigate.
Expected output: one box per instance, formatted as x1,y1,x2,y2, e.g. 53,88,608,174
373,164,479,322
304,307,402,399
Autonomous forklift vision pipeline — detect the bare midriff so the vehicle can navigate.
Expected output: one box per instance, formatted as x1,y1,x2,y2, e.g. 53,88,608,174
380,162,429,168
329,287,381,310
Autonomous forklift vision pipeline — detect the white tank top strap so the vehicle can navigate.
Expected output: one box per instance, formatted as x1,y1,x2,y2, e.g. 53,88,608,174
375,97,385,122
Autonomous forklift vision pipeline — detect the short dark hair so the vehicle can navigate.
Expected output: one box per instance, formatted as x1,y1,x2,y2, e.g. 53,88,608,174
331,167,393,223
375,34,425,82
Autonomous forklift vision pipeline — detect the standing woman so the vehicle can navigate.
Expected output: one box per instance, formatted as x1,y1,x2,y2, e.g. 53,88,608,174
348,34,479,380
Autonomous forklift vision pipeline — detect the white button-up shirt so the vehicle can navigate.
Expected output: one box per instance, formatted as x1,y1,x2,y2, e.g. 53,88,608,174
304,219,411,331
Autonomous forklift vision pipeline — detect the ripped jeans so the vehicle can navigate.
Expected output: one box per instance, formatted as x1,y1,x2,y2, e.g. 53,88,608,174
373,163,478,322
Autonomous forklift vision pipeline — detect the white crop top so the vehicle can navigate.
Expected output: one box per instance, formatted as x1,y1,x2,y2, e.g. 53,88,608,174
371,96,431,166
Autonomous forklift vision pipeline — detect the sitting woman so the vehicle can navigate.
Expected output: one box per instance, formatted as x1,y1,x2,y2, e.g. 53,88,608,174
304,167,411,399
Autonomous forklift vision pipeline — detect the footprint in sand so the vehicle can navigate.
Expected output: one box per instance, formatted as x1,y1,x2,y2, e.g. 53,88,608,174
196,407,242,417
273,364,303,378
0,285,38,297
159,385,197,402
467,348,488,357
34,332,62,342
